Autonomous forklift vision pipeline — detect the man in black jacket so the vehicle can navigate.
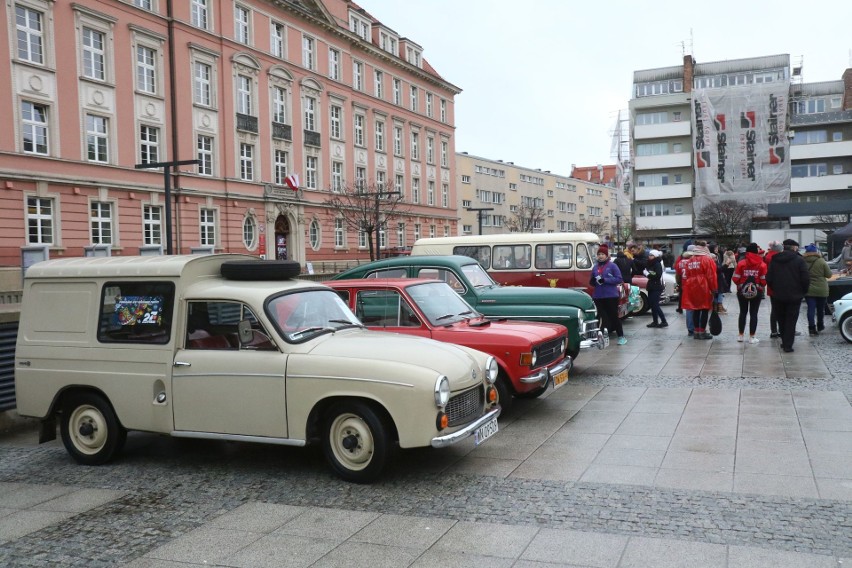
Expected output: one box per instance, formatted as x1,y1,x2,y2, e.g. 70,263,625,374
765,239,810,352
613,250,633,284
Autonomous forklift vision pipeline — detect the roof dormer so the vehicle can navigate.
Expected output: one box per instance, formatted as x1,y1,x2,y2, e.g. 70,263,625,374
348,9,371,42
376,24,399,58
401,38,423,69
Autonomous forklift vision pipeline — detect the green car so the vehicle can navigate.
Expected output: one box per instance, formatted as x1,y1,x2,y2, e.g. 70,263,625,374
333,255,607,359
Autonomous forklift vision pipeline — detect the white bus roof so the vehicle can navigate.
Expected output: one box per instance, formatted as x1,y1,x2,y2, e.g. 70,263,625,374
413,233,600,247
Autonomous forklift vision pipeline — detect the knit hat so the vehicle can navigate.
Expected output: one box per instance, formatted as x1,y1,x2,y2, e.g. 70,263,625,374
649,249,662,258
746,243,759,254
597,244,609,256
804,243,818,253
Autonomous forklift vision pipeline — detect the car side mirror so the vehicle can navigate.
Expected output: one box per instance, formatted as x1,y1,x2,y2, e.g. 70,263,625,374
237,319,253,344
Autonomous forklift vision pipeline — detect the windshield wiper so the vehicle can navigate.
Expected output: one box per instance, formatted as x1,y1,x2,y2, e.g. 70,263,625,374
435,314,456,321
328,319,364,329
289,326,332,340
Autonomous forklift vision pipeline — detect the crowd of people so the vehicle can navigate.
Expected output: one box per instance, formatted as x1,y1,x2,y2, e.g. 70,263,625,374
596,237,847,353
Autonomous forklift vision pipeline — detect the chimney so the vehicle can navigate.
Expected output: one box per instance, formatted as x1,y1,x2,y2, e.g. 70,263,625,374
843,68,852,110
683,55,695,93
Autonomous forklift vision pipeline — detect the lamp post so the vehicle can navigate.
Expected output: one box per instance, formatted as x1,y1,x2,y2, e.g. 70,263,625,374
135,159,200,255
615,213,621,247
465,207,494,235
374,189,401,260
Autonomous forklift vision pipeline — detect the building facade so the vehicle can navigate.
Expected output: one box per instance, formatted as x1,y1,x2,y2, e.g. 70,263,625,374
1,0,459,268
629,54,852,241
456,153,617,238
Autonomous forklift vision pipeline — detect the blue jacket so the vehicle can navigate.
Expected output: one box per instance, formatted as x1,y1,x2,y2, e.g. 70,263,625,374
589,260,623,299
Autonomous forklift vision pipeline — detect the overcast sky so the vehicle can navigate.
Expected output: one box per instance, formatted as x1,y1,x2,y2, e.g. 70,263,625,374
355,0,851,175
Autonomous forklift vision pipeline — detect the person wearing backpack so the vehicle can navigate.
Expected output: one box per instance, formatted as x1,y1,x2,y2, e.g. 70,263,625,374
803,243,832,335
731,242,767,344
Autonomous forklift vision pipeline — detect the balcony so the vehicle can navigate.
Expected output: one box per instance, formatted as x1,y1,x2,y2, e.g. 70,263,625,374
236,113,258,134
791,173,852,193
304,129,321,148
635,213,693,231
634,152,691,170
790,140,852,161
634,121,691,140
635,182,692,201
272,122,292,141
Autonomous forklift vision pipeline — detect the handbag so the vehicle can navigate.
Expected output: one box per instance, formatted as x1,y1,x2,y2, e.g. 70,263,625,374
709,307,723,336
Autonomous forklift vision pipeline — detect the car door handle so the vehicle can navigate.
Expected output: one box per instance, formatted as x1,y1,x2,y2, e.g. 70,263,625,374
173,361,191,367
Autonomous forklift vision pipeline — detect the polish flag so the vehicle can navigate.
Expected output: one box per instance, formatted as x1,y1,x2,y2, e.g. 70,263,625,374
284,174,300,191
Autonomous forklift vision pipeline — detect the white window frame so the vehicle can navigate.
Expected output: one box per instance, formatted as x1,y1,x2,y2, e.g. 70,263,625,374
335,218,345,248
272,86,287,123
348,12,370,40
302,35,315,70
309,219,321,250
374,69,384,98
15,4,44,65
426,136,434,164
440,99,447,123
85,114,109,163
21,100,49,155
410,85,418,111
393,78,401,105
234,4,250,45
375,120,385,152
243,214,257,249
442,183,448,208
237,74,252,115
330,105,342,139
441,140,448,167
353,60,364,91
136,44,157,94
274,149,288,185
200,207,216,246
90,201,114,245
239,142,254,181
191,0,209,29
197,134,213,176
139,124,159,164
354,114,365,147
331,161,343,192
328,48,340,80
26,196,54,245
271,21,285,58
425,93,433,117
411,131,419,160
82,26,106,81
427,180,435,206
412,177,420,204
397,222,405,248
193,59,213,107
305,155,318,189
393,125,403,156
143,204,162,245
304,96,316,131
395,174,404,200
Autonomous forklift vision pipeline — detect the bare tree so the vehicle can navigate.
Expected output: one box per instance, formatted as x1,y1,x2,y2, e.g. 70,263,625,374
505,202,545,233
811,213,848,233
577,218,610,239
694,199,757,244
323,182,411,261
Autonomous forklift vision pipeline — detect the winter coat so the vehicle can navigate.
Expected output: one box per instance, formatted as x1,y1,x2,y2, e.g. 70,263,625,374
764,250,779,296
732,252,767,299
681,249,718,310
613,253,633,284
804,253,832,298
765,250,810,302
589,259,623,300
645,258,665,291
631,252,648,278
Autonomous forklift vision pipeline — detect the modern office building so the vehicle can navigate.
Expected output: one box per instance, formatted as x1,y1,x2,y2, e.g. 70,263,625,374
456,153,617,237
0,0,459,268
629,53,852,242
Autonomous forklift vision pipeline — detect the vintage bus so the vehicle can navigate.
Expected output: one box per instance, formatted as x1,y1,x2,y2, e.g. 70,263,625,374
410,233,602,294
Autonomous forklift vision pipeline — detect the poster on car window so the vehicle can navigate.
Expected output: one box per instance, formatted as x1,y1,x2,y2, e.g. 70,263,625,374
691,82,790,215
115,296,163,326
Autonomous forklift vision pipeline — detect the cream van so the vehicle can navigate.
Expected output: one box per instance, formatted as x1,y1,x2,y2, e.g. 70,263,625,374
14,254,500,483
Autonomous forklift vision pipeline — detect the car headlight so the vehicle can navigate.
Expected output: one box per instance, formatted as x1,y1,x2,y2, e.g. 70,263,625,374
485,356,498,384
434,375,450,408
530,349,538,367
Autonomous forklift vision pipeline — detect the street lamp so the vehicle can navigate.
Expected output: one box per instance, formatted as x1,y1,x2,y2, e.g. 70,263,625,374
465,207,494,235
135,158,200,255
374,189,401,259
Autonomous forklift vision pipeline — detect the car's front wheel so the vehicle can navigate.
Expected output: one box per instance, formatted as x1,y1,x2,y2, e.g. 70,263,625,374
60,392,126,465
323,401,390,483
840,313,852,343
494,373,514,413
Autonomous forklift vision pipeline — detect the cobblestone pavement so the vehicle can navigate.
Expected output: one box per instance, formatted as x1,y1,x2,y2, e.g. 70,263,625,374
1,301,850,567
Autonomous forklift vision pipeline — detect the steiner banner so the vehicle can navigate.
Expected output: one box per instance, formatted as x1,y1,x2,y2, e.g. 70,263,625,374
691,83,790,213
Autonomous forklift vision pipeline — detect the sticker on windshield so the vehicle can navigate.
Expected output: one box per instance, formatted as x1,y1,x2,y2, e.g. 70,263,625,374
115,296,163,326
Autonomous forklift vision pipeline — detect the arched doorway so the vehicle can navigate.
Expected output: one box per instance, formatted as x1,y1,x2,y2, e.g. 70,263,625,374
274,215,290,260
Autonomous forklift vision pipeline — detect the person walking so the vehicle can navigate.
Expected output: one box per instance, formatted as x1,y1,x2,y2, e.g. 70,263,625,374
675,246,695,335
803,243,832,335
764,241,783,338
682,240,718,339
765,239,810,353
731,243,767,344
589,245,627,345
645,249,668,328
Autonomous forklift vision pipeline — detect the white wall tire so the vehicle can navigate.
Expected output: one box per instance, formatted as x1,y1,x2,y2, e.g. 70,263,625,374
840,313,852,343
60,393,125,465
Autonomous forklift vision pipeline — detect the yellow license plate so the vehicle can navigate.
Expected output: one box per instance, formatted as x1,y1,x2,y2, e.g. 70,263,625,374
552,369,569,388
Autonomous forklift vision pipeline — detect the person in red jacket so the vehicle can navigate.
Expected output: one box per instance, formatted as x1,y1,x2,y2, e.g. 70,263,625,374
681,240,718,339
731,242,768,344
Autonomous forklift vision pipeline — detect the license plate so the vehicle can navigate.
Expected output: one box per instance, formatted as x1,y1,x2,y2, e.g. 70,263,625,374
552,368,569,388
474,417,498,445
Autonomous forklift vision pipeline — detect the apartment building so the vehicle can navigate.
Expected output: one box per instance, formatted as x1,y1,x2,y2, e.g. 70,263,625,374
456,153,617,237
1,0,459,268
629,53,852,241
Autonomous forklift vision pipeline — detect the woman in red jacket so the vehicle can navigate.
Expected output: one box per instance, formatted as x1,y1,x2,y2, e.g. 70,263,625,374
731,242,768,344
681,240,718,339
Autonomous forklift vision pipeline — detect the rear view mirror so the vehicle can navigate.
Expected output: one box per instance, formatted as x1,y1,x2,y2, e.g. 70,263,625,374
237,319,253,344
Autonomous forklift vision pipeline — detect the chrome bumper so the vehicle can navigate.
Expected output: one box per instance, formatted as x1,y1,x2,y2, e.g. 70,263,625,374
431,406,501,448
518,355,573,386
581,328,609,350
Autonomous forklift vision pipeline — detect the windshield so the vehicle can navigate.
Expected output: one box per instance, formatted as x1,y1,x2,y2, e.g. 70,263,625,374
461,263,497,288
407,282,479,325
267,289,362,342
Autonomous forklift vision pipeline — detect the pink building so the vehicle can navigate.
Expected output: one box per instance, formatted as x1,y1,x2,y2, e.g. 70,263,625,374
0,0,460,267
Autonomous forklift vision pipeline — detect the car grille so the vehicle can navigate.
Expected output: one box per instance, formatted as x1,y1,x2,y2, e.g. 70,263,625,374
536,336,566,367
446,385,484,427
582,318,600,338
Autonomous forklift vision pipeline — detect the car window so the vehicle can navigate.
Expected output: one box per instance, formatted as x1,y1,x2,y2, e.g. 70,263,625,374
267,289,362,343
453,245,490,269
356,289,420,327
97,281,174,344
460,263,495,288
554,245,573,268
576,243,592,269
408,282,475,325
535,245,554,269
366,268,407,279
417,268,465,293
493,245,531,269
186,301,271,350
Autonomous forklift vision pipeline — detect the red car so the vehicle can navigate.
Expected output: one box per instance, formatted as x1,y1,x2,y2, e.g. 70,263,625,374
326,278,572,412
